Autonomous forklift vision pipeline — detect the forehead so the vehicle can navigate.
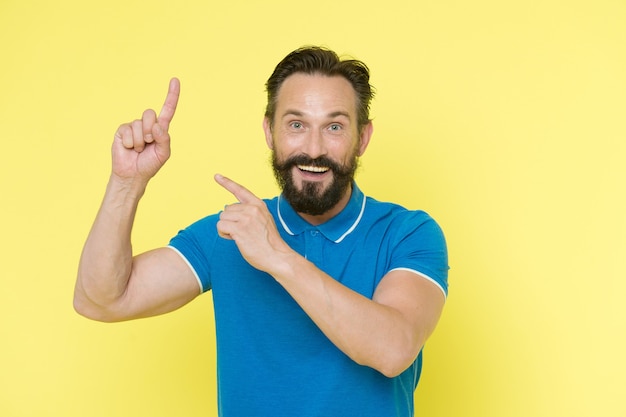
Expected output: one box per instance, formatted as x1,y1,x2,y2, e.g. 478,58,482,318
274,73,358,118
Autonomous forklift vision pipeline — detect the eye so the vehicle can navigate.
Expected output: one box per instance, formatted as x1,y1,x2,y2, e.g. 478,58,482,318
289,121,303,129
328,123,342,131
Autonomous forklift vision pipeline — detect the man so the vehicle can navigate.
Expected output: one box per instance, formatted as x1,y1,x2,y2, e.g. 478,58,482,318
74,46,449,416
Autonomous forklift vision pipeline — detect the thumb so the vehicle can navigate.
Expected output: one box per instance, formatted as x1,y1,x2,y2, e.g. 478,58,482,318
150,123,171,162
151,122,170,145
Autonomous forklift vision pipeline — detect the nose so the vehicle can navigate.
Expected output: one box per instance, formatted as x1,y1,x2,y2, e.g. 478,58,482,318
303,128,327,159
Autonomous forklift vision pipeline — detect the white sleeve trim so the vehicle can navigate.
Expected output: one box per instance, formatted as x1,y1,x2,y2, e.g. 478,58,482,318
389,267,447,300
165,245,205,293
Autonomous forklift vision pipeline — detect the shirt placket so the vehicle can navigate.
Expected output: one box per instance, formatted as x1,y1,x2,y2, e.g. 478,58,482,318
303,227,324,265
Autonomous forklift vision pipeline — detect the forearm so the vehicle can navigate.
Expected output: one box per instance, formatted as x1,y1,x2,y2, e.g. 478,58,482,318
270,253,426,377
74,175,147,314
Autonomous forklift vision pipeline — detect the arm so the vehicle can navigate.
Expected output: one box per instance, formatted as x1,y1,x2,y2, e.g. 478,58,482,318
74,79,200,322
215,175,445,377
270,257,445,378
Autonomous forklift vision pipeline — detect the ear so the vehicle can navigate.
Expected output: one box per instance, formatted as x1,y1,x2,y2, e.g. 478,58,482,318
357,121,374,156
263,117,274,150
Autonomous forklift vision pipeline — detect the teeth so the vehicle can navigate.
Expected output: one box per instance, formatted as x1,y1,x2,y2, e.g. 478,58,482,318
298,165,330,173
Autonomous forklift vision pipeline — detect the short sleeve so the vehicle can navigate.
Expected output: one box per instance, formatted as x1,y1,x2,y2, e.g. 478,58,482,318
168,214,220,293
388,212,449,298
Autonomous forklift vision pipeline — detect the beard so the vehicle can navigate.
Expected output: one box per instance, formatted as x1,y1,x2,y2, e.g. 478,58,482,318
271,151,359,216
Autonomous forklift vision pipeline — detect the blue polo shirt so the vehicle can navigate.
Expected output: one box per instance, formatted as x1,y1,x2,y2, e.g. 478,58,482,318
168,183,448,417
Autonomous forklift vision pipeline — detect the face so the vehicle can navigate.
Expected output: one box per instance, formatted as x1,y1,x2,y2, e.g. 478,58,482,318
264,74,373,217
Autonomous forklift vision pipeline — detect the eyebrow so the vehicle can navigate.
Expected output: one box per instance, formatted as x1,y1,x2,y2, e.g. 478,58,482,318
281,110,351,120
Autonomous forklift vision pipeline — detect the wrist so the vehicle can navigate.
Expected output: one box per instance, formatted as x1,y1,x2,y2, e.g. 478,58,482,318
270,248,311,285
107,173,149,202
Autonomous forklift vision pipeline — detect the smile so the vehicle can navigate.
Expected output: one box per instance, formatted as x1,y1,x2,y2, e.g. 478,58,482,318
297,165,330,173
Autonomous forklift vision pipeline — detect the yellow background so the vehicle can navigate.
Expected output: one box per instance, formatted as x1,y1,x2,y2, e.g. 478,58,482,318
1,0,625,416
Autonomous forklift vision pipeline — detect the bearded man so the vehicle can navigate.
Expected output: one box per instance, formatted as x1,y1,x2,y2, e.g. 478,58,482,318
74,46,449,417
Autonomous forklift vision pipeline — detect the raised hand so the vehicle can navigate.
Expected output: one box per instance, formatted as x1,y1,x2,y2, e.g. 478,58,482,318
112,78,180,183
215,174,293,272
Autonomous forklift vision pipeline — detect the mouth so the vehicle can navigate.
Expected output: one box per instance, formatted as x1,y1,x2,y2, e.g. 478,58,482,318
297,164,330,174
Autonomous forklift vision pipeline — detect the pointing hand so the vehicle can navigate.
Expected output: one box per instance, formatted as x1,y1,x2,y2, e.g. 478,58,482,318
215,174,292,272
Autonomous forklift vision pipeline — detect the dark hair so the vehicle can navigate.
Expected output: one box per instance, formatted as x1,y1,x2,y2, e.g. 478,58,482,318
265,46,374,132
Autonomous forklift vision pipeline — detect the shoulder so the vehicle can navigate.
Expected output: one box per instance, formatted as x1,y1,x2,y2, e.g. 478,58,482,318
364,197,442,236
173,212,220,236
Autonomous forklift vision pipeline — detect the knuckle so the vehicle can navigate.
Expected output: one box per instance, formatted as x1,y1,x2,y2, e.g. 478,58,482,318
116,124,131,136
131,119,142,129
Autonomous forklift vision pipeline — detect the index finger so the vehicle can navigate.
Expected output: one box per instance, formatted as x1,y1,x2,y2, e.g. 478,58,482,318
158,77,180,129
214,174,260,204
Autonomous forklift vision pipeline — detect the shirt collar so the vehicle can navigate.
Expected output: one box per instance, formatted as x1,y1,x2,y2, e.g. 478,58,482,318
277,183,366,243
